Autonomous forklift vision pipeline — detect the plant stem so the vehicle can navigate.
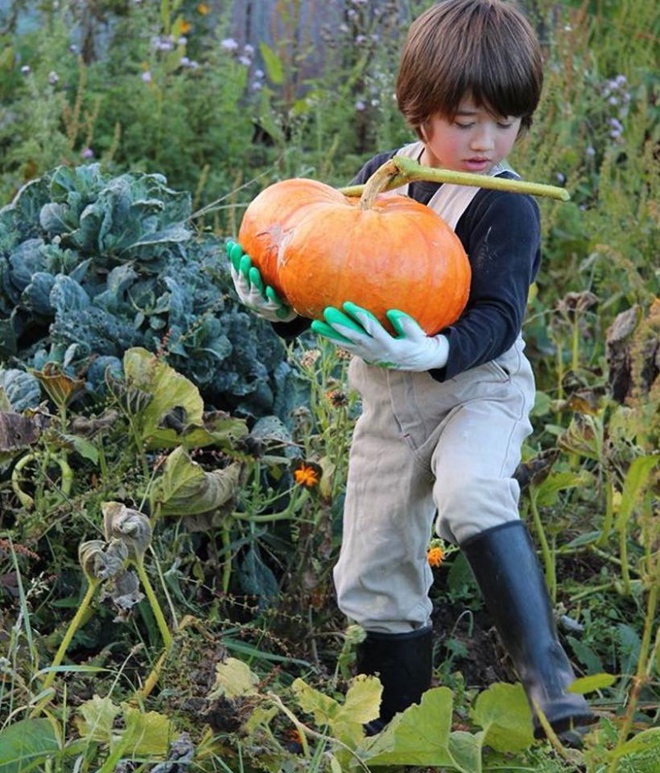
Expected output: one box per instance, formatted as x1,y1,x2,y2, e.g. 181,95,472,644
596,479,615,547
528,490,557,602
221,523,232,594
618,528,632,596
134,558,173,650
341,156,571,203
38,580,99,696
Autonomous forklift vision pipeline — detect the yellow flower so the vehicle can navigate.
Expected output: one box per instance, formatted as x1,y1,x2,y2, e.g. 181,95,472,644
427,546,444,568
197,3,210,14
180,19,192,34
293,461,321,488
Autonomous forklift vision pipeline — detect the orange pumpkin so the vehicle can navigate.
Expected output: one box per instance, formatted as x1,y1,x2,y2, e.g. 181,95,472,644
237,174,471,335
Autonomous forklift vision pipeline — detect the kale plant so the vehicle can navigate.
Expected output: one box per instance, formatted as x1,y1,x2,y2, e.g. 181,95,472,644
0,164,296,418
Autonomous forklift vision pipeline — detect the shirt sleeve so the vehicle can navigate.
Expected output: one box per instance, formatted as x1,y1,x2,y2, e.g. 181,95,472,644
429,189,541,381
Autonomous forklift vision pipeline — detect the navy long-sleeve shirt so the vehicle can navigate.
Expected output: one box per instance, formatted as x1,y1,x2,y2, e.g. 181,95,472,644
273,149,541,382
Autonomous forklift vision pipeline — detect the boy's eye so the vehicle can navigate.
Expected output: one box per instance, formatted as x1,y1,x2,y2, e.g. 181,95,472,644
455,122,474,129
497,122,514,129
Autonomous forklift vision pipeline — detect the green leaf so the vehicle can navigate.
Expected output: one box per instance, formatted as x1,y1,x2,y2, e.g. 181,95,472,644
614,455,660,531
75,696,174,757
471,682,534,752
259,42,284,85
612,727,660,771
0,718,60,773
533,469,592,508
568,672,617,693
65,434,100,463
359,687,455,767
447,730,484,773
567,636,605,675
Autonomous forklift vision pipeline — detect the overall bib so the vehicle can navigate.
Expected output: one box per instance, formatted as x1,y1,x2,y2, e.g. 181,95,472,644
333,142,537,634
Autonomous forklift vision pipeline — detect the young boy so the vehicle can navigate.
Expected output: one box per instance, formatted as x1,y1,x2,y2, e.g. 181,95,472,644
227,0,594,740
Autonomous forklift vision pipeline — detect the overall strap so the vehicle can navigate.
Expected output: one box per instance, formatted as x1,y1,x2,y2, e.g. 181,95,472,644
393,141,519,230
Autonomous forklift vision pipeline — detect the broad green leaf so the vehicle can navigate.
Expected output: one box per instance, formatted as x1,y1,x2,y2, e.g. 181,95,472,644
359,687,454,767
210,657,259,699
614,455,659,531
0,718,60,773
471,682,533,752
342,675,383,726
568,673,617,693
152,446,241,515
447,730,484,773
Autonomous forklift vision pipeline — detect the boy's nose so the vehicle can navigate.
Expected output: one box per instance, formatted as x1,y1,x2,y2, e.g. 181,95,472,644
470,128,495,151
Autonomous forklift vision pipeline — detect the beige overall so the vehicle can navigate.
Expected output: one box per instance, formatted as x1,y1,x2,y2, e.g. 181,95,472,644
333,142,537,634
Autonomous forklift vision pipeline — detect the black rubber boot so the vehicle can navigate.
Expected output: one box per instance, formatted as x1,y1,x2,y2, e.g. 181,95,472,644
461,520,595,739
356,626,434,734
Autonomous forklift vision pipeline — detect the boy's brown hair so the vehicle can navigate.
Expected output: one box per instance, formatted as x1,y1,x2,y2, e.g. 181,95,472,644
396,0,543,137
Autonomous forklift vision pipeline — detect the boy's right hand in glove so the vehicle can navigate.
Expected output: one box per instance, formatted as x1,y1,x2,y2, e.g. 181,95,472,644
226,240,298,323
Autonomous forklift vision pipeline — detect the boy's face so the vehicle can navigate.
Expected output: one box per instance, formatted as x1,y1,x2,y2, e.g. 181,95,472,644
420,97,522,174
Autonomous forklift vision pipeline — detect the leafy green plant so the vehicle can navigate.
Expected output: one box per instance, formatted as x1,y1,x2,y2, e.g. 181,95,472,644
0,162,294,418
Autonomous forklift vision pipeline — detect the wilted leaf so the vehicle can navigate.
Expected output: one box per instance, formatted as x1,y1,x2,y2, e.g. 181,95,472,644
152,446,241,516
122,348,204,445
102,502,152,561
293,674,382,747
210,657,259,699
75,694,121,744
119,705,175,755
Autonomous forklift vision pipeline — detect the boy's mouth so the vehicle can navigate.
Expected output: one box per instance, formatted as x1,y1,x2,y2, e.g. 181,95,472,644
464,158,492,172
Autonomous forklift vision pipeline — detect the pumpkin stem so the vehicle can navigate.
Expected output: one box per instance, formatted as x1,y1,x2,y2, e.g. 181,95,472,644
347,155,571,202
357,159,405,210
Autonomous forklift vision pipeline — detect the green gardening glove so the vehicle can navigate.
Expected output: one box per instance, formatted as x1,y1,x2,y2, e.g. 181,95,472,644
226,240,297,322
312,302,450,370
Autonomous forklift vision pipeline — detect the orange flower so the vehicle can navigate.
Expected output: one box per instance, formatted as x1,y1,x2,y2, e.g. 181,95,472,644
293,461,321,488
325,388,348,408
427,546,444,568
197,3,210,14
180,19,192,34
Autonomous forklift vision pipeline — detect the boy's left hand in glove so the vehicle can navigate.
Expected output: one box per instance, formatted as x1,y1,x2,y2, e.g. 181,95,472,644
311,301,449,371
